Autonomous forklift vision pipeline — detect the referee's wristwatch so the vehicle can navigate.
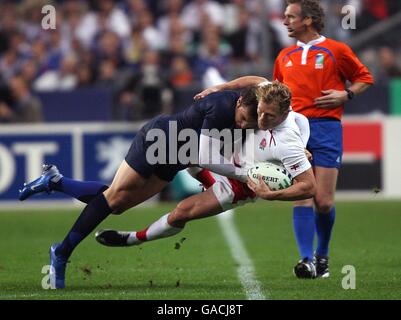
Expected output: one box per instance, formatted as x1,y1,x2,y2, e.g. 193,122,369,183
345,88,355,100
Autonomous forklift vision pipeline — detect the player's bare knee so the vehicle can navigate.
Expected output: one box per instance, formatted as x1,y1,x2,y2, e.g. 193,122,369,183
170,201,193,224
314,198,334,214
167,211,186,228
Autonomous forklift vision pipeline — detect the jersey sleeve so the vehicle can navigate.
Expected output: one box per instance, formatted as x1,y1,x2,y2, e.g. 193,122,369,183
338,43,374,84
293,112,310,147
273,55,283,82
277,131,311,178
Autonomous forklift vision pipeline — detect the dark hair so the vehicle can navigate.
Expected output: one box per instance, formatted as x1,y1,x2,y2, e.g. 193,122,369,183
239,86,259,120
287,0,325,32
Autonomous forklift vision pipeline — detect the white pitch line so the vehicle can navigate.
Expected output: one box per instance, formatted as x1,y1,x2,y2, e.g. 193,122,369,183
217,210,267,300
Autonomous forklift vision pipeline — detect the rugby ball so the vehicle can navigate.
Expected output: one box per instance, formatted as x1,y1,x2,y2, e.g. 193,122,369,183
247,162,293,191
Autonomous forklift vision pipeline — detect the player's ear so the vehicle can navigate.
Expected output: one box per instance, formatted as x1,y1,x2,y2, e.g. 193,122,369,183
236,96,243,108
303,16,313,27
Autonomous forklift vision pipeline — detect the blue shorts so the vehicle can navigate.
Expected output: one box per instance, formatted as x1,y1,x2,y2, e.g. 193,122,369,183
307,118,343,169
125,115,188,182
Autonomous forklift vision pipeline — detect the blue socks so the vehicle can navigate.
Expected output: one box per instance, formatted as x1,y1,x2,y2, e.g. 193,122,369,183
51,177,108,204
293,206,336,261
315,207,336,257
56,193,112,259
293,206,315,261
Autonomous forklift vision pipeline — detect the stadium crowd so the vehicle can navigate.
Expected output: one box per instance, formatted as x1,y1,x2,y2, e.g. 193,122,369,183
0,0,400,123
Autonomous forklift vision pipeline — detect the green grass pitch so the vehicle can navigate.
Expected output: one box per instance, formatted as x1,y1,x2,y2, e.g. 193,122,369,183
0,200,400,300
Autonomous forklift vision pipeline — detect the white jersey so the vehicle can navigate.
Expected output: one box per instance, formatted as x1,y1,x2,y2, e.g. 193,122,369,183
236,111,311,178
188,111,311,210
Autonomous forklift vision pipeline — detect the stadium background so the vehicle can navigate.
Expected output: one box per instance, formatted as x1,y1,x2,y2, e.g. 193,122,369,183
0,0,400,300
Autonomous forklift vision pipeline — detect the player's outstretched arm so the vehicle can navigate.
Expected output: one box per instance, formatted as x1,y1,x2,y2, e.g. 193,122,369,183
194,76,269,100
247,168,316,201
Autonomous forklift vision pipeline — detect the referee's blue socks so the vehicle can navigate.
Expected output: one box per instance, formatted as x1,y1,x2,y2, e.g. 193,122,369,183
315,207,336,257
293,206,315,261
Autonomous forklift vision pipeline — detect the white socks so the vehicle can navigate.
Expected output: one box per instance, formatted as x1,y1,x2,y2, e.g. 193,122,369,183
127,213,183,245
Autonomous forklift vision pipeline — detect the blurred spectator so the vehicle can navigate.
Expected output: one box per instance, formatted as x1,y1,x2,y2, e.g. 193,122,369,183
124,25,147,66
0,2,20,54
33,54,78,91
59,0,87,52
263,0,294,49
20,0,49,42
377,47,401,80
0,50,23,84
114,90,145,121
0,76,43,123
94,30,125,67
194,23,231,79
7,32,30,59
158,0,191,47
29,38,49,75
116,50,172,120
19,59,39,85
137,9,165,50
96,58,118,86
45,30,69,70
125,0,148,26
76,0,131,48
169,55,193,89
181,0,225,38
224,6,262,63
77,63,95,87
0,0,400,122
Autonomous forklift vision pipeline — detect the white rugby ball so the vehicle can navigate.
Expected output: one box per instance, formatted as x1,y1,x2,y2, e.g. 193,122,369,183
247,162,293,191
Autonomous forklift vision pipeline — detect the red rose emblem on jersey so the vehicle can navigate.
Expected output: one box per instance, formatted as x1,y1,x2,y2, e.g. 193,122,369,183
259,138,267,150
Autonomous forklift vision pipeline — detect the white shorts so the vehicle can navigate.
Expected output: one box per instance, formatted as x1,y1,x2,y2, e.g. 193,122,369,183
186,167,257,211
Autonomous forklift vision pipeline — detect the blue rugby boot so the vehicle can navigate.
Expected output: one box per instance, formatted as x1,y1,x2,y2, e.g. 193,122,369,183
49,243,68,289
19,164,63,201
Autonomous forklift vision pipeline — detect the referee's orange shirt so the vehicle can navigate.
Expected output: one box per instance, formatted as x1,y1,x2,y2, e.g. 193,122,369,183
273,36,374,120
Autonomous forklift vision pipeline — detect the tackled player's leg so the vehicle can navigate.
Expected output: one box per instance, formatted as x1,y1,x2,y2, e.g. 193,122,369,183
96,168,256,247
96,186,223,246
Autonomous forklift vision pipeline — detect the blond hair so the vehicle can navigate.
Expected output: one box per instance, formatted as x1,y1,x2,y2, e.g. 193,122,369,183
256,81,292,114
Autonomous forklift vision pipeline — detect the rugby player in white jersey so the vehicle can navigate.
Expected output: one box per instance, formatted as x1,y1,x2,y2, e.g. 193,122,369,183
95,81,316,247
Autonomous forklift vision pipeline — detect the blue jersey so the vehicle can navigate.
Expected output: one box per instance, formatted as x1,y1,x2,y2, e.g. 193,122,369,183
125,91,240,182
176,90,239,132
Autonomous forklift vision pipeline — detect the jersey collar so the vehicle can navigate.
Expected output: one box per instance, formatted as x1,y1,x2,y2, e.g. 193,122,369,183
297,35,326,47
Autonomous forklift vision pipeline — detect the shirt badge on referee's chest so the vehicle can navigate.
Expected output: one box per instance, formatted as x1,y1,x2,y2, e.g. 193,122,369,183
315,53,324,69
